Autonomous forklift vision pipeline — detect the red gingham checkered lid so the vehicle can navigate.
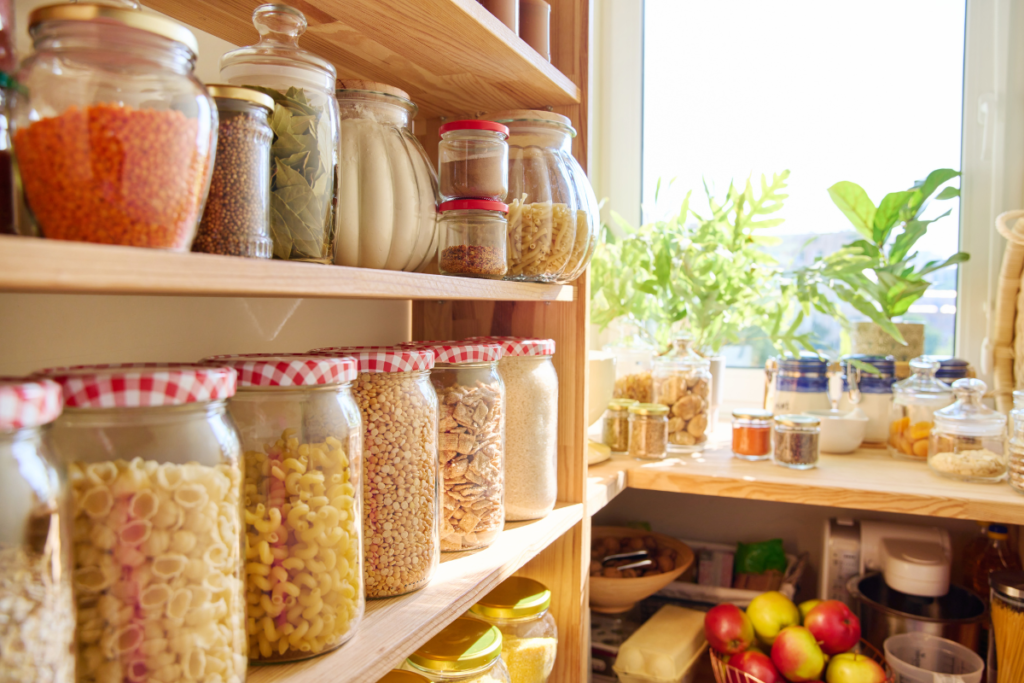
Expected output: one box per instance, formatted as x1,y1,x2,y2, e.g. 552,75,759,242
467,336,556,357
401,341,503,364
309,346,435,374
0,377,62,430
37,363,237,408
202,354,357,386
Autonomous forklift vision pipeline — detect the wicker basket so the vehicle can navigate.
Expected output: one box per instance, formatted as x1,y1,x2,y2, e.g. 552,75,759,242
993,210,1024,412
709,640,894,683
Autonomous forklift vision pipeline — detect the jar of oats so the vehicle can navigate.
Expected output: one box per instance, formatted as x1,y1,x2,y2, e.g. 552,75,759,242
653,337,712,452
402,616,512,682
201,354,363,662
0,377,74,683
928,378,1007,483
309,347,439,598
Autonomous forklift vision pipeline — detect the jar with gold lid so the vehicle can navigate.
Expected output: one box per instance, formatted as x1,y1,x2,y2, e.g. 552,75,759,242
469,577,558,683
603,398,637,452
382,672,430,683
628,403,669,461
401,616,512,682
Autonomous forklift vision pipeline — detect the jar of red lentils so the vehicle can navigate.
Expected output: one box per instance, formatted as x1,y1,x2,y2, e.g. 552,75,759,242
13,4,216,250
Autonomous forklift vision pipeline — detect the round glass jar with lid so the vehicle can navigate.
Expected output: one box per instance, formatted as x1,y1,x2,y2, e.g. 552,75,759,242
439,120,509,201
928,378,1007,483
469,577,558,683
334,80,440,272
888,357,953,461
402,616,512,683
652,337,712,452
766,355,832,415
0,377,74,683
39,363,246,683
220,4,340,263
1009,390,1024,494
628,403,669,461
773,414,820,469
308,346,439,598
439,200,508,279
603,398,637,453
732,408,773,461
13,4,215,250
838,355,895,444
201,354,364,662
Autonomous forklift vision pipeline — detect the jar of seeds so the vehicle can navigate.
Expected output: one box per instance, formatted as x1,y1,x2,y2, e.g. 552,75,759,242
603,398,636,452
628,403,668,460
773,415,820,469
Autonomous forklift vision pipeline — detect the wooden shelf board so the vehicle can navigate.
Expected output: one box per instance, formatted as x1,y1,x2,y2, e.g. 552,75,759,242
586,455,632,515
0,236,575,302
141,0,580,118
248,502,582,683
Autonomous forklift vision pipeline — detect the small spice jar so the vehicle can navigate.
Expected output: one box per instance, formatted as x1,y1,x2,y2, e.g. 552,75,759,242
439,120,509,201
603,398,637,453
889,357,953,461
1009,390,1024,494
773,414,820,469
652,337,712,452
193,85,274,258
439,200,509,278
469,577,558,683
928,378,1007,483
628,403,669,461
402,616,513,682
732,408,773,461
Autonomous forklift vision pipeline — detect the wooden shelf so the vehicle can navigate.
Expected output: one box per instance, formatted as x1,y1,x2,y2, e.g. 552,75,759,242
0,236,575,301
141,0,581,118
248,503,582,683
586,456,632,515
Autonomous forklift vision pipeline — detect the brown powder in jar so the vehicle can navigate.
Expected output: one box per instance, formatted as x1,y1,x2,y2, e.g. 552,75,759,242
440,244,507,277
440,152,507,200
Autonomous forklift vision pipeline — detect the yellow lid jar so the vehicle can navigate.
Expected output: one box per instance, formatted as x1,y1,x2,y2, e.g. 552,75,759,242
402,617,512,682
469,577,558,683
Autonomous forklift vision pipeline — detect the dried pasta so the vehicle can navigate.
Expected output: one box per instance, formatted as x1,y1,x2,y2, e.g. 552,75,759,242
992,594,1024,683
506,198,575,280
560,210,591,278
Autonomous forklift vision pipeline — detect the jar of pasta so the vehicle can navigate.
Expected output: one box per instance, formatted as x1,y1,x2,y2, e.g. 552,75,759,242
201,354,363,662
469,577,558,683
439,120,509,201
888,357,953,461
402,616,512,682
39,363,246,683
652,337,712,452
928,378,1007,483
309,347,439,598
0,377,74,683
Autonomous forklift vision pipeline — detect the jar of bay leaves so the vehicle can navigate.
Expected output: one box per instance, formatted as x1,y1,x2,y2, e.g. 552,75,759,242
220,4,339,263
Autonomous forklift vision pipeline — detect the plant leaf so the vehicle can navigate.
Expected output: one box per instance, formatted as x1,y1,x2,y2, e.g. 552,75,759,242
936,186,960,200
828,181,876,240
872,190,915,244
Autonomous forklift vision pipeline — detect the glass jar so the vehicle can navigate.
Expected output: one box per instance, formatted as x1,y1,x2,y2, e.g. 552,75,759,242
0,377,74,683
0,73,18,236
192,85,274,258
382,672,430,683
483,110,599,283
989,570,1024,683
732,408,773,461
932,356,971,383
610,340,655,403
308,347,439,598
439,120,509,201
773,415,820,469
40,364,246,683
767,355,832,415
888,357,953,462
469,577,558,683
439,201,509,278
652,337,712,452
202,354,364,662
402,616,513,683
13,4,215,250
1009,390,1024,494
838,355,895,444
334,81,440,272
628,403,669,461
221,4,339,263
928,378,1007,483
603,399,637,453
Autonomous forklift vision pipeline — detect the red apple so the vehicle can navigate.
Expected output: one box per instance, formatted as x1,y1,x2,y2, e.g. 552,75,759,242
825,653,886,683
747,591,801,646
704,603,755,654
729,650,783,683
771,626,825,682
804,600,861,655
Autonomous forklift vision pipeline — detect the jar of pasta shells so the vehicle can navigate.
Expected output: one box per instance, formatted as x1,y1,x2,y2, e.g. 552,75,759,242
40,363,246,683
0,377,74,683
201,354,363,662
652,337,712,452
402,616,512,682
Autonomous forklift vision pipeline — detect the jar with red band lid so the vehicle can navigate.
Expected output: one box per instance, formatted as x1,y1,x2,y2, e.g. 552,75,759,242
0,377,74,683
439,119,509,202
439,199,509,279
37,363,246,683
308,347,439,597
200,354,363,662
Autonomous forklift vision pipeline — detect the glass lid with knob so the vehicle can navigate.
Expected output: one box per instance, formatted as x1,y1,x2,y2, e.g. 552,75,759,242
933,379,1006,436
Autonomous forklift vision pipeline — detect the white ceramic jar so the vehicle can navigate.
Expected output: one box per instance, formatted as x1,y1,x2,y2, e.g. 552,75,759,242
837,355,895,444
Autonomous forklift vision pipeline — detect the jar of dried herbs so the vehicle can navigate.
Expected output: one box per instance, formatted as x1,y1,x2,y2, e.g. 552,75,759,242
773,414,820,469
603,398,636,452
628,403,668,461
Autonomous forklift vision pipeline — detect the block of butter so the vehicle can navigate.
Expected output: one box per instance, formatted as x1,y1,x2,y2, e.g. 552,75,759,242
613,605,708,683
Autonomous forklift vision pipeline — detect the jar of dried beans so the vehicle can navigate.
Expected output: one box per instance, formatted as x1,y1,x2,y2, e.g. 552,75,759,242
928,378,1007,483
39,363,246,683
201,354,363,662
439,120,509,201
13,4,215,250
309,347,439,598
193,86,274,258
652,337,712,452
439,200,509,279
0,377,74,683
402,617,512,682
469,577,558,683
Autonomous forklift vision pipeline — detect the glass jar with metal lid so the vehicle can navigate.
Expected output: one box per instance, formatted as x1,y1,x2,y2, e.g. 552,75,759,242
928,378,1007,483
888,357,953,461
220,4,339,263
603,398,637,452
469,577,558,683
773,414,820,469
193,85,275,258
732,408,773,461
838,355,896,444
989,570,1024,683
652,337,712,452
383,672,430,683
402,616,512,682
13,3,215,250
438,200,509,278
439,120,509,201
628,403,669,461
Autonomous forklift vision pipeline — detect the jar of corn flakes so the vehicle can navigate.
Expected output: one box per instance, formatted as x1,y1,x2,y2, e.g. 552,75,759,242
469,577,558,683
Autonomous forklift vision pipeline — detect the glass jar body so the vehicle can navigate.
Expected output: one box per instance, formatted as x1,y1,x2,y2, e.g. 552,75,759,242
439,209,508,278
652,360,712,452
889,394,951,461
928,429,1007,483
1010,405,1024,493
732,417,773,461
603,409,630,453
629,413,668,460
610,343,654,403
773,423,820,469
471,611,558,683
51,401,247,683
439,129,509,201
402,658,513,683
229,384,363,662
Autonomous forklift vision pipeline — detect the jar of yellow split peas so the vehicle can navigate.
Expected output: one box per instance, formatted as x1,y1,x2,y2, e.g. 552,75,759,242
204,354,364,662
888,357,954,461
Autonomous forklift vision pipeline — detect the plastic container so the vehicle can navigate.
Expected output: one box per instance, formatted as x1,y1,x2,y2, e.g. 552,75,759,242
604,399,637,453
201,354,364,662
334,81,440,271
990,570,1024,683
883,633,984,683
613,605,705,683
1007,389,1024,493
928,378,1007,483
402,616,512,682
889,357,953,461
469,577,558,683
838,355,895,444
629,403,669,461
652,337,711,452
731,409,773,461
766,355,832,415
773,414,820,469
438,200,509,278
221,4,339,263
14,4,215,249
0,377,74,683
439,120,509,201
41,363,246,683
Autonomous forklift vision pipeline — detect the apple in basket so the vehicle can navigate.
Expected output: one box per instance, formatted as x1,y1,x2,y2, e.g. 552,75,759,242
803,600,861,655
728,650,783,683
704,603,755,655
771,625,825,682
747,591,801,646
825,653,886,683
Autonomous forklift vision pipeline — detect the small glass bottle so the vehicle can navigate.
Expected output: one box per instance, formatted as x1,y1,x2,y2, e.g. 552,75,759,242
971,525,1022,602
402,616,512,682
773,415,820,469
732,409,773,461
1008,390,1024,494
438,200,509,279
603,399,637,452
469,577,558,683
628,403,669,461
928,379,1007,483
439,120,509,201
889,357,954,461
652,337,712,452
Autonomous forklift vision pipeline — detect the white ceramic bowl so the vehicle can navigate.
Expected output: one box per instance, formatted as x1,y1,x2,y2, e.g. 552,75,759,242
805,408,868,454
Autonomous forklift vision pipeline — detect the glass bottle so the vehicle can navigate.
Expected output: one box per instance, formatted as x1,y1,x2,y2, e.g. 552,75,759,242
971,525,1022,603
928,379,1007,483
889,357,954,461
469,577,558,683
652,337,712,452
1008,389,1024,494
402,616,513,682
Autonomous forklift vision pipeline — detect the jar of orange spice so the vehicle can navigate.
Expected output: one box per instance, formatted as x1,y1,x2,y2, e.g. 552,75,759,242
732,408,773,461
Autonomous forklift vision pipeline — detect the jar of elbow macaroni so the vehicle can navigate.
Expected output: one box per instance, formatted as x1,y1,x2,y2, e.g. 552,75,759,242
40,363,246,683
203,354,364,662
402,616,512,682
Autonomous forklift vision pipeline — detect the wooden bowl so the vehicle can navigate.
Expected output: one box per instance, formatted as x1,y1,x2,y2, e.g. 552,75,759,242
709,640,894,683
589,526,694,614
